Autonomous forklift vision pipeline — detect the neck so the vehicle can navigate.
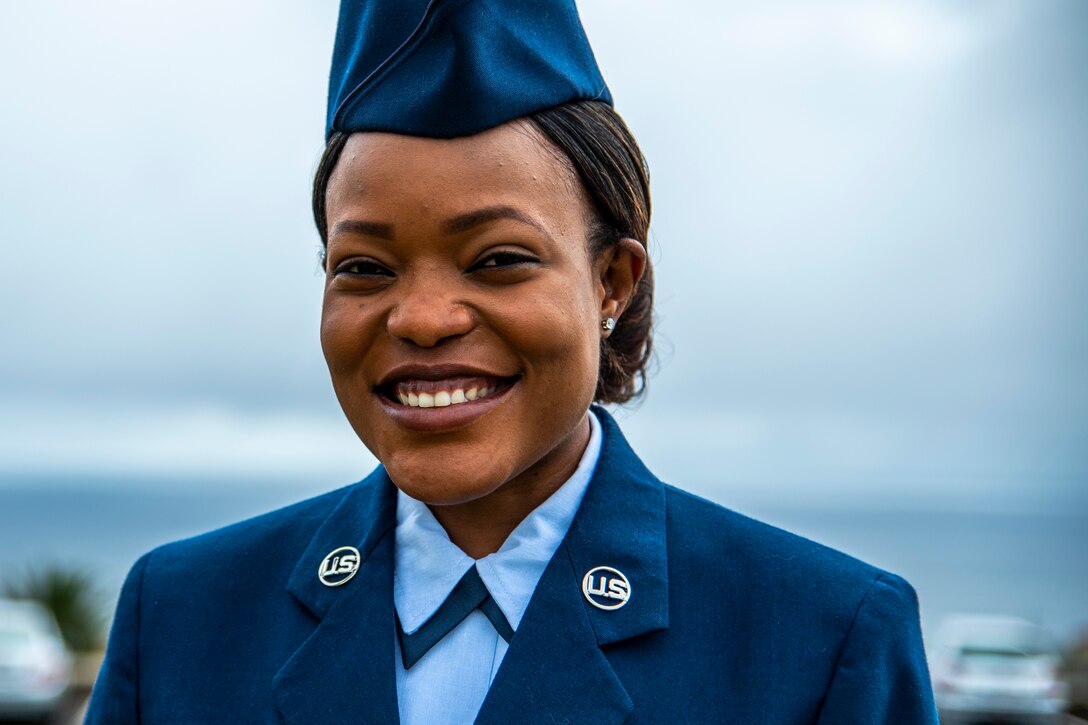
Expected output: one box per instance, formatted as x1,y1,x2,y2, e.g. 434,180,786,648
428,415,591,559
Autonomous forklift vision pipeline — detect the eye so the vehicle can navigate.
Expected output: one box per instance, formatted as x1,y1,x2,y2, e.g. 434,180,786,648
470,250,539,271
333,258,395,278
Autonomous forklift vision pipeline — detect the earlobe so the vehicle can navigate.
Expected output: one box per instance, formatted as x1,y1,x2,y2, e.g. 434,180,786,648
599,238,647,326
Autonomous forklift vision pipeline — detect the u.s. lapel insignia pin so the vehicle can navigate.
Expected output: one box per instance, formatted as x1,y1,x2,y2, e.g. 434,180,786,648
582,566,631,610
318,546,360,587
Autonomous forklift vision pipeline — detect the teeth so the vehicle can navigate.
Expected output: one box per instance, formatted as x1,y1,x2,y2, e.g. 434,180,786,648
395,382,506,407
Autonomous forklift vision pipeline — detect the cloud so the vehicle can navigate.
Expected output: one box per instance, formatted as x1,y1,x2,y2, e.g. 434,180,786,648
0,401,373,483
1,0,1085,513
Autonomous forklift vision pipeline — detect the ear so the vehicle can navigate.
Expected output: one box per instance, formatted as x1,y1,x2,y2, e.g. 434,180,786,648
597,238,647,331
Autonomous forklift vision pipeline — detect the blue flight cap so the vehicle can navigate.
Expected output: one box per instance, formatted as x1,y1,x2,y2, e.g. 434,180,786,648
326,0,612,139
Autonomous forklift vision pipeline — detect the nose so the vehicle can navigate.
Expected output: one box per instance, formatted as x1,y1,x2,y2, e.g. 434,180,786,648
386,272,474,347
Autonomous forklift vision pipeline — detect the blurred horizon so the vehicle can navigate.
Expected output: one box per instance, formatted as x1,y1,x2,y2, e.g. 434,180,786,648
3,478,1086,644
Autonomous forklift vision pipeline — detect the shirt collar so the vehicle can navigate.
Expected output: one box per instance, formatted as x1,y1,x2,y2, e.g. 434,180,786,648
394,410,602,634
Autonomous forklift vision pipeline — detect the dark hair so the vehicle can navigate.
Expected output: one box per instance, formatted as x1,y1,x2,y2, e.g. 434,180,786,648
312,100,654,404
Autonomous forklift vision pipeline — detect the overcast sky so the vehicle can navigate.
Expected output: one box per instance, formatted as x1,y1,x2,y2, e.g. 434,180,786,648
1,0,1085,513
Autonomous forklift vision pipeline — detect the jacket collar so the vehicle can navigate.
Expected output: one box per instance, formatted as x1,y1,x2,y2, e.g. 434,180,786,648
284,466,398,620
274,407,668,724
565,406,670,645
477,407,668,722
274,467,401,724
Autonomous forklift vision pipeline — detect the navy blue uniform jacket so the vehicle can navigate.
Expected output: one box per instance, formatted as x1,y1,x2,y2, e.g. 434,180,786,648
87,411,938,723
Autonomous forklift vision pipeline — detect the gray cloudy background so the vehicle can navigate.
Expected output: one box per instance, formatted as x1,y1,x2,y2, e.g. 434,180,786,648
1,1,1086,517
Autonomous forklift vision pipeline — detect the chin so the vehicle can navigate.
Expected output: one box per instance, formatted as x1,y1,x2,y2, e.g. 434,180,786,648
381,450,514,507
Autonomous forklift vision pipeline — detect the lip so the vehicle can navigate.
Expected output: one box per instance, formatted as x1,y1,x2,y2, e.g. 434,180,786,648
376,378,516,433
376,362,514,386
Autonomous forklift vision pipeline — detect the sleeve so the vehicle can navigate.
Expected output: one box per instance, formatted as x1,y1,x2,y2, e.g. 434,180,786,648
84,552,151,725
814,572,940,725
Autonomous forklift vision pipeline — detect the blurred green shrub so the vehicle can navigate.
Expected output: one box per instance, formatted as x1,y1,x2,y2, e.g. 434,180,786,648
3,564,107,652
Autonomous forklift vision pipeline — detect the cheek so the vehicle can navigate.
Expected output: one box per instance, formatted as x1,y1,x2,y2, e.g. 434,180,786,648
320,294,389,454
319,295,350,371
512,284,600,398
320,294,372,388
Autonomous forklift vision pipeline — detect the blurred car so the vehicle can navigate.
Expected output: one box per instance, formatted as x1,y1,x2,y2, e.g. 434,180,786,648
0,599,72,722
1061,629,1088,718
931,615,1069,725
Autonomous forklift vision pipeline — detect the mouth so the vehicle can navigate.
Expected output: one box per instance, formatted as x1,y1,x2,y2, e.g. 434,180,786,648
372,364,521,432
375,375,519,408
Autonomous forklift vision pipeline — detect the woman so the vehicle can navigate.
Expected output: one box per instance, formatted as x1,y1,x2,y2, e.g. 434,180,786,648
87,1,939,722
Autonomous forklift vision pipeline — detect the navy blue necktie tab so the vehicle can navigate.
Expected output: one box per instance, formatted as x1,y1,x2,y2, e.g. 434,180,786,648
398,565,514,669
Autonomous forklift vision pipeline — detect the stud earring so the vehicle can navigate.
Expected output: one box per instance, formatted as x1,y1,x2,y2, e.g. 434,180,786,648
602,317,616,331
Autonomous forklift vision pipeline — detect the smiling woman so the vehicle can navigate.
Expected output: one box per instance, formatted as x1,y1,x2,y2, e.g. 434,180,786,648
316,118,646,555
85,1,939,723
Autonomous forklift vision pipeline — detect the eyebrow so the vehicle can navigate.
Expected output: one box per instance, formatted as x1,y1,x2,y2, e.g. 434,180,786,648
329,219,395,240
442,206,547,236
328,205,546,241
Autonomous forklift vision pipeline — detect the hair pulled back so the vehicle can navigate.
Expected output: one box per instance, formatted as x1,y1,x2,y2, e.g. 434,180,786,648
312,100,653,404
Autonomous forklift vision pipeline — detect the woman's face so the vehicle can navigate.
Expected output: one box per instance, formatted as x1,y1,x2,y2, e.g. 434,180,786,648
321,122,617,506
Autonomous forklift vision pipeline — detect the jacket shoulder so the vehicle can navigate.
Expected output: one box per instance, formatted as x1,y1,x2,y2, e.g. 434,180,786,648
658,485,934,723
662,484,909,609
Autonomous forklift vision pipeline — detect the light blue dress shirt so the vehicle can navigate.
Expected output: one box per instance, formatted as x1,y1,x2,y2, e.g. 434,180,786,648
392,411,603,724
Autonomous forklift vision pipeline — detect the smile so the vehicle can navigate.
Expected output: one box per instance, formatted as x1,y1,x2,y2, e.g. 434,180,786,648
393,377,505,408
374,373,519,433
376,373,519,408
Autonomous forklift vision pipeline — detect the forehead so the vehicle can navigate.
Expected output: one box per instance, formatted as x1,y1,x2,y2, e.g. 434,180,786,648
326,122,587,226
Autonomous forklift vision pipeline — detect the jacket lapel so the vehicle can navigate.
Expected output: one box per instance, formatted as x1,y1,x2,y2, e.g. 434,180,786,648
273,468,400,725
475,408,669,724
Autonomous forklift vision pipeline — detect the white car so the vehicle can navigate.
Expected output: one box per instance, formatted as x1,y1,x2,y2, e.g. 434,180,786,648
931,615,1069,725
0,599,73,722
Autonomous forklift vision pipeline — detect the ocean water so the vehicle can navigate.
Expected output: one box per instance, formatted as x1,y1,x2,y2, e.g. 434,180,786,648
1,476,1086,647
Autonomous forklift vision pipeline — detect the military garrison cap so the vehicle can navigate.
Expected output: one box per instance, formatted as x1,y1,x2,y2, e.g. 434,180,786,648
326,0,611,139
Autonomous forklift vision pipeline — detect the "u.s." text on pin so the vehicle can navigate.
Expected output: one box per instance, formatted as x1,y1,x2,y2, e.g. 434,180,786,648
582,566,630,610
318,546,360,587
